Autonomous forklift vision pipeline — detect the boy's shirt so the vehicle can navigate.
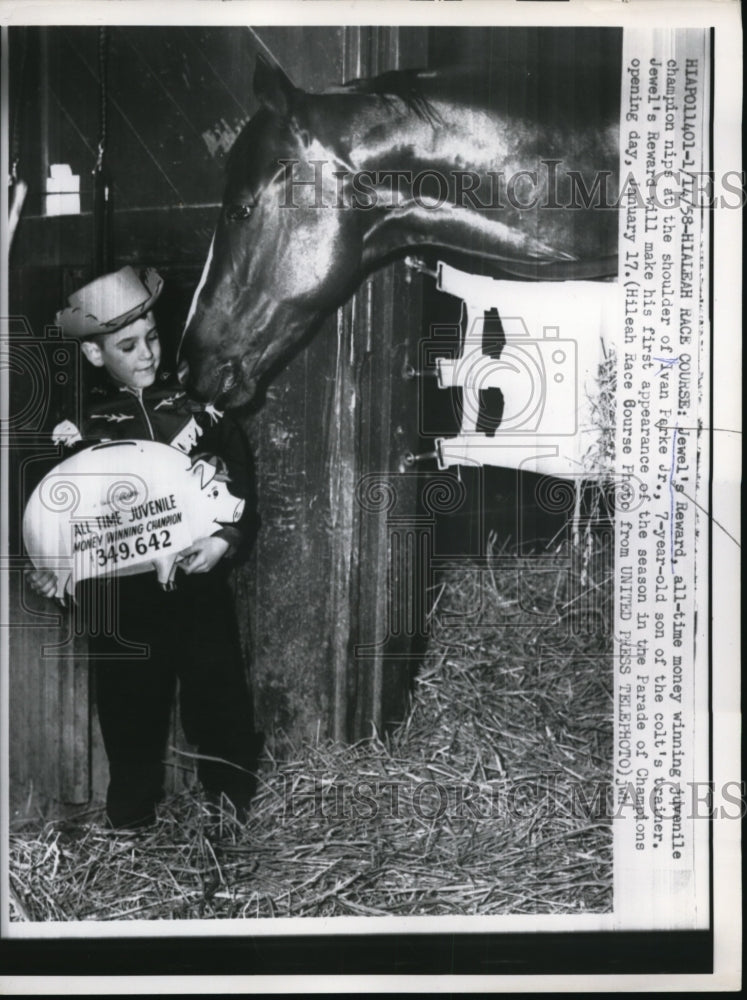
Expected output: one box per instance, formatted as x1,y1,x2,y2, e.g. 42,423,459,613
50,371,260,562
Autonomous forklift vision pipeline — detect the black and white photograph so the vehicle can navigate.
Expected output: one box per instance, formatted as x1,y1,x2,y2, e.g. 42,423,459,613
0,0,741,992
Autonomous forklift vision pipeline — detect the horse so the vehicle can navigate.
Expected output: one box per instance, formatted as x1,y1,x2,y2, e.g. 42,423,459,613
179,55,620,408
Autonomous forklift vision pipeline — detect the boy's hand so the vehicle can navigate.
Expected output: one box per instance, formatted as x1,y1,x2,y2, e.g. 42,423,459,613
27,568,59,599
177,536,230,574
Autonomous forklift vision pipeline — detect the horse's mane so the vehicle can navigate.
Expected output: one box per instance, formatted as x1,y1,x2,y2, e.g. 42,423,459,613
336,68,443,126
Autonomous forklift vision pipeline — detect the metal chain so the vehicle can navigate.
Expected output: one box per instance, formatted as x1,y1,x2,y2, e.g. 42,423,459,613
9,26,29,185
94,26,108,172
92,25,112,276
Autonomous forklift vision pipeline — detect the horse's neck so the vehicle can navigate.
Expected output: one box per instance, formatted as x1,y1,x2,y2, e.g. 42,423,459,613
341,84,619,276
348,94,502,177
342,69,616,177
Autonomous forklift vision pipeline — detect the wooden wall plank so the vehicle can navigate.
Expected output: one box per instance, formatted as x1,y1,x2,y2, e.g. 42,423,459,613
59,658,90,803
8,585,52,809
236,26,348,749
343,28,428,741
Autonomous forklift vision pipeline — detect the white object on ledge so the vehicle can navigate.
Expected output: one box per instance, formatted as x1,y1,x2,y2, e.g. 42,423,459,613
45,163,81,217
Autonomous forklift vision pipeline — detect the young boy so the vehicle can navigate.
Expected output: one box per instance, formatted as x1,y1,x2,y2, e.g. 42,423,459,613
28,265,261,829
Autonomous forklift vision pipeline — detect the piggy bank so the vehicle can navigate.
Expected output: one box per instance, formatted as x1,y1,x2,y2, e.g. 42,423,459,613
23,440,245,599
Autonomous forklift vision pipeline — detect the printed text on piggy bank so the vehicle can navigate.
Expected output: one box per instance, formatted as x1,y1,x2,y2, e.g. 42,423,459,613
23,440,244,598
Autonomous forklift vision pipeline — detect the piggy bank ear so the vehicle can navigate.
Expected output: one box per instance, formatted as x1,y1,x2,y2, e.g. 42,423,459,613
190,453,229,483
212,457,230,482
190,459,214,490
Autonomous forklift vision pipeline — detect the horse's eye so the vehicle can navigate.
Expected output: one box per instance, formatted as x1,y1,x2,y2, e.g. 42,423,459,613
226,203,253,221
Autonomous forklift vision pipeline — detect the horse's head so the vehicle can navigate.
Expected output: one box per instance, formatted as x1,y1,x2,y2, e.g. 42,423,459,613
181,56,619,406
180,58,365,406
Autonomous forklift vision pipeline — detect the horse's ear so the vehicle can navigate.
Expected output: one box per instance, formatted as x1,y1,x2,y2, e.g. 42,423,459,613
254,54,297,118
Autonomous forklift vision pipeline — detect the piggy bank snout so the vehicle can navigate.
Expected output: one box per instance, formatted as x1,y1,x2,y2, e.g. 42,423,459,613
232,498,245,523
202,480,244,524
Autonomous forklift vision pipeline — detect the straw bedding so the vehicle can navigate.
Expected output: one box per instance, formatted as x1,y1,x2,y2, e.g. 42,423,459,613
10,527,612,921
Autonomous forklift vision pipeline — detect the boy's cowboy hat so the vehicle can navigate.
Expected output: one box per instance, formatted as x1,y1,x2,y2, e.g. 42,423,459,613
55,266,163,338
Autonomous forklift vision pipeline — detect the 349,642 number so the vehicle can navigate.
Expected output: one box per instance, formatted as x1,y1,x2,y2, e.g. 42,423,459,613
95,530,172,567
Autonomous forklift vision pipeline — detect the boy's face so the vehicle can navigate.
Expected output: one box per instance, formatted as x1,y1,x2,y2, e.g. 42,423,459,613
81,313,162,390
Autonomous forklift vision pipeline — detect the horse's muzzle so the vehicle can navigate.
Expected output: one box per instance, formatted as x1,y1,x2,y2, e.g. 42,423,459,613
179,353,257,407
176,355,225,403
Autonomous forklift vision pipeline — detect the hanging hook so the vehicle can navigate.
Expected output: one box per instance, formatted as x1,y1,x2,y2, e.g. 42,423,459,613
402,362,437,380
399,449,439,472
404,255,438,280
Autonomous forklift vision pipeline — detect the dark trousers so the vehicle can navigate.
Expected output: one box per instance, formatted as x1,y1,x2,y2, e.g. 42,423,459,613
81,571,259,827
